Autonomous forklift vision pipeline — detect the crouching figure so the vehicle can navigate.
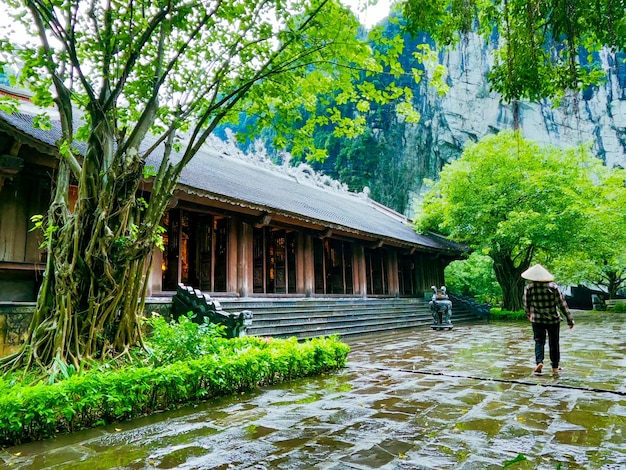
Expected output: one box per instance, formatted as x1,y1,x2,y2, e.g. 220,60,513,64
429,285,453,330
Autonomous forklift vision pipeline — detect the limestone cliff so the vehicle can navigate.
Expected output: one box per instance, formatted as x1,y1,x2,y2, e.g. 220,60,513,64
408,32,626,175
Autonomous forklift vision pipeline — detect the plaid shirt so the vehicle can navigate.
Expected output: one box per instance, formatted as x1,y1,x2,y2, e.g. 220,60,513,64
523,281,575,325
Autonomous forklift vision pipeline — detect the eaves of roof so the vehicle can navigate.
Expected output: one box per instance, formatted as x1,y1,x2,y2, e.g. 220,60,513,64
153,148,464,254
0,109,465,255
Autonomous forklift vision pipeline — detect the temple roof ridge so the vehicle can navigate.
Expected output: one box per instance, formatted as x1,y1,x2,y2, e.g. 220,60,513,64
201,128,370,200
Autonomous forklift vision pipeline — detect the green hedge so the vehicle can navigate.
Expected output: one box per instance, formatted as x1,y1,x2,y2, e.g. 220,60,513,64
611,301,626,312
489,308,527,321
0,336,350,446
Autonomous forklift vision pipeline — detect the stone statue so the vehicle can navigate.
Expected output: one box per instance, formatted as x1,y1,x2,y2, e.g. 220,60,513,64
429,285,453,330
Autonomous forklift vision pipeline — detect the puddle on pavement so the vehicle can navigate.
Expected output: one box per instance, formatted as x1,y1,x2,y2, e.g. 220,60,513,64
244,424,277,438
155,445,207,469
2,313,625,469
454,417,503,437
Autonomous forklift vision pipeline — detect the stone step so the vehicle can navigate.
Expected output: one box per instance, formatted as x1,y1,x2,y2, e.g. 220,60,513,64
212,297,483,340
221,305,432,321
249,313,479,339
143,296,485,340
218,299,426,312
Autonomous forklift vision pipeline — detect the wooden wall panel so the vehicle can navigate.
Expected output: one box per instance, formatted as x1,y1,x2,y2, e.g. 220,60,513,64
0,178,28,262
353,245,367,297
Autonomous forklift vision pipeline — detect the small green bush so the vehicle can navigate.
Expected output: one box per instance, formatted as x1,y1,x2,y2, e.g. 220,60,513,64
611,301,626,312
143,312,228,366
489,308,526,321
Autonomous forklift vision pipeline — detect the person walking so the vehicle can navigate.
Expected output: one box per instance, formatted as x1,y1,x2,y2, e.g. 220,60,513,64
521,264,575,376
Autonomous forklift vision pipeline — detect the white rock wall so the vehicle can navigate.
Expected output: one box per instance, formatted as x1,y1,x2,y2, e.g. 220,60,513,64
412,33,626,169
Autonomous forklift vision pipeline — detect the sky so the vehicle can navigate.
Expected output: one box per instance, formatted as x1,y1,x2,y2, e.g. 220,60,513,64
344,0,394,28
0,0,394,41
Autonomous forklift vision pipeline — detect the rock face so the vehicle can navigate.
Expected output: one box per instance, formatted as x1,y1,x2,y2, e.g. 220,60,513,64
405,33,626,181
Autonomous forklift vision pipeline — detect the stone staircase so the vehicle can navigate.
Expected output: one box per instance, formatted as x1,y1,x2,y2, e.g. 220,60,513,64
216,297,485,340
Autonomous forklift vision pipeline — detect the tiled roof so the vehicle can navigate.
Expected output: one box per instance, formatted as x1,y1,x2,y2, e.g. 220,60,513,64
0,110,464,254
163,148,456,251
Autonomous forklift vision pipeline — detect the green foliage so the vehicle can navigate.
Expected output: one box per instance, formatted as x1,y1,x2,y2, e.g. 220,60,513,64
609,301,626,313
48,356,78,385
143,313,227,366
271,14,448,214
549,166,626,297
445,253,502,304
29,214,58,248
0,0,435,375
503,453,528,468
402,0,626,102
0,332,350,446
417,130,602,252
416,130,619,310
489,308,526,322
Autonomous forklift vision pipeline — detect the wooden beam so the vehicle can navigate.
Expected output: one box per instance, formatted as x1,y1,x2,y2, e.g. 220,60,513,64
0,261,45,271
256,212,272,227
318,228,332,239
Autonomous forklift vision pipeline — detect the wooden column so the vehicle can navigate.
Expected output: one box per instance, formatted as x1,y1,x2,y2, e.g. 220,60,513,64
237,220,253,298
416,253,426,293
388,250,399,297
353,244,367,298
303,233,314,297
147,248,163,296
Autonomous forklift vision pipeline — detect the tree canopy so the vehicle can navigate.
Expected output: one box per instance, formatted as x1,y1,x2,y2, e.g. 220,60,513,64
415,130,626,310
553,170,626,299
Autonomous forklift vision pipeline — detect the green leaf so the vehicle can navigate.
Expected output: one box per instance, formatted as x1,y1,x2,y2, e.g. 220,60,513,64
503,453,527,468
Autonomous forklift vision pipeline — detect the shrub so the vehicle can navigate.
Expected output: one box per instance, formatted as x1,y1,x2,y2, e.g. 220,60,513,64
489,308,526,321
143,312,228,366
612,301,626,312
0,324,350,447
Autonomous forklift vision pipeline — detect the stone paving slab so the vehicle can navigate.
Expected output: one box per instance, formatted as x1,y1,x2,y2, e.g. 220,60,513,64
1,311,625,469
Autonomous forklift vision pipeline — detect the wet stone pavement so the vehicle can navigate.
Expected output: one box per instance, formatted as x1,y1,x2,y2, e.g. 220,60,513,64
2,312,625,470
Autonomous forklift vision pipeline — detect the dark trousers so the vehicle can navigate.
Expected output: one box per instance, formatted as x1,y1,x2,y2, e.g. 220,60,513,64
532,322,561,368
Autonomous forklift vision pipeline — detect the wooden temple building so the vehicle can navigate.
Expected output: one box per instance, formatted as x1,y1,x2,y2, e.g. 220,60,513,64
0,86,479,343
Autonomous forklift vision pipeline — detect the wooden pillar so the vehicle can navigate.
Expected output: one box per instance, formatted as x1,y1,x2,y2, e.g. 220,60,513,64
388,250,399,297
353,244,367,298
226,217,239,294
303,233,314,297
147,248,163,296
237,220,253,297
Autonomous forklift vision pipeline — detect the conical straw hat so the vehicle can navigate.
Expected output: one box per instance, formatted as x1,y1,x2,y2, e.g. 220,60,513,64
521,264,554,282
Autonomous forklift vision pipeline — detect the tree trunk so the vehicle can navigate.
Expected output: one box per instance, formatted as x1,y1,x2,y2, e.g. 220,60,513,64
491,250,531,311
605,270,620,299
0,114,178,375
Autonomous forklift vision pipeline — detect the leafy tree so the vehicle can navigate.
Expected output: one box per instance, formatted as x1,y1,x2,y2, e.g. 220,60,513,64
0,0,426,375
415,130,625,310
402,0,626,104
552,171,626,299
444,253,502,304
